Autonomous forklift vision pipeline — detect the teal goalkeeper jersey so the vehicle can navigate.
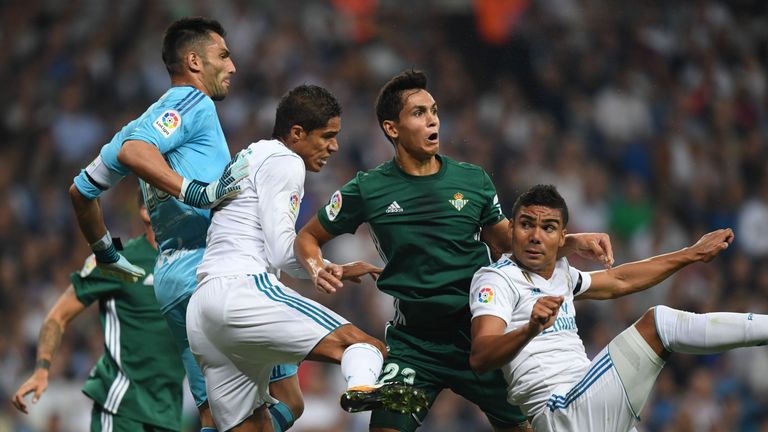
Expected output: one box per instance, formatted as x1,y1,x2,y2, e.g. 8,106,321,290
72,235,184,430
317,155,504,331
73,85,231,311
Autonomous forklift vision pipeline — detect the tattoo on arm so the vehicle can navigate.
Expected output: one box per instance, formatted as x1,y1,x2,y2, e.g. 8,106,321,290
36,320,63,370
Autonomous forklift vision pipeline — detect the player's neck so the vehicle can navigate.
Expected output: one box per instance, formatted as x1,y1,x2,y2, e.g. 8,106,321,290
170,75,210,98
512,256,555,280
394,151,440,176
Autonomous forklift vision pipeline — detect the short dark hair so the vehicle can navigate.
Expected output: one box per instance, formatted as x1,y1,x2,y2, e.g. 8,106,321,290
272,85,342,139
162,17,226,75
375,69,428,145
511,185,569,226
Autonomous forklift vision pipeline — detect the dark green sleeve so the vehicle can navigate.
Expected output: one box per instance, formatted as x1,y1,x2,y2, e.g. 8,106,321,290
317,176,366,235
70,255,123,306
479,170,505,227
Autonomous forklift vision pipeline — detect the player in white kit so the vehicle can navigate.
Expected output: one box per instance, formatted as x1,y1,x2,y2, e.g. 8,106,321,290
187,85,427,432
468,184,768,432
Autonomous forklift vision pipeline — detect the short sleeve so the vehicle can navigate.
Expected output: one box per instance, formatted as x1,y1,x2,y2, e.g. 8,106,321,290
569,265,592,297
70,255,123,306
469,268,519,325
317,176,366,235
478,170,505,227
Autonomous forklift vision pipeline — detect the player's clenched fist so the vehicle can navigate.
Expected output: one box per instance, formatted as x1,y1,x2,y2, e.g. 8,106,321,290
528,296,564,335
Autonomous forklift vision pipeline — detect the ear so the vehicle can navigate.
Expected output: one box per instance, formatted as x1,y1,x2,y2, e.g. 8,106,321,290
559,228,567,247
289,125,305,144
382,120,398,142
186,51,203,73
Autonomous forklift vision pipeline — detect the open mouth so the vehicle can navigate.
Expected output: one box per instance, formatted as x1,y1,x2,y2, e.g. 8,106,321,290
427,132,439,142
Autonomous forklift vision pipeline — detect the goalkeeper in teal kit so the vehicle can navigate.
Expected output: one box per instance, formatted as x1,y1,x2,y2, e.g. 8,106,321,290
70,17,302,432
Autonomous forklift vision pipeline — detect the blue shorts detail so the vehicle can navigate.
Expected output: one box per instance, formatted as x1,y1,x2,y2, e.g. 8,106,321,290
270,363,299,382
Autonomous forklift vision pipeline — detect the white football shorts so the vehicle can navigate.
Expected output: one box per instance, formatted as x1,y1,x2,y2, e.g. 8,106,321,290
187,272,349,431
531,325,664,432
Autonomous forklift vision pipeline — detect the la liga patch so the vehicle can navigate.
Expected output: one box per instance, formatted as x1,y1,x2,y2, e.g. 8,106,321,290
289,192,300,216
153,109,181,138
478,287,494,303
325,190,342,221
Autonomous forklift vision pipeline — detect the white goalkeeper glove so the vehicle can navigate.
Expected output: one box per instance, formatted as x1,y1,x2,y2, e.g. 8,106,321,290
179,151,250,209
90,232,146,283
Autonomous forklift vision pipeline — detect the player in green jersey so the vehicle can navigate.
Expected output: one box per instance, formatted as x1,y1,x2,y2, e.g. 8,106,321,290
295,70,614,431
12,195,186,432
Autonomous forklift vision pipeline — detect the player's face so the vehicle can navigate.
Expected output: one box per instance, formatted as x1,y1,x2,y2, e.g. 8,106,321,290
387,89,439,161
200,32,235,101
294,116,341,172
511,205,566,279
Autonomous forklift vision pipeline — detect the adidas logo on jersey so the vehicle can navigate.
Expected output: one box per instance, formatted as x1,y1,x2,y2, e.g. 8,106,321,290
386,201,404,214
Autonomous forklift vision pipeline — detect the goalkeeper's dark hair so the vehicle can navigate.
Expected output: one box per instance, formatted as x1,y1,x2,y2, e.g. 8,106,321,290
375,69,428,145
162,16,226,75
272,85,342,139
511,184,569,227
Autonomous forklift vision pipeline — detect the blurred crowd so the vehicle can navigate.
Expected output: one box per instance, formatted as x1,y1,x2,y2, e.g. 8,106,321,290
1,0,768,430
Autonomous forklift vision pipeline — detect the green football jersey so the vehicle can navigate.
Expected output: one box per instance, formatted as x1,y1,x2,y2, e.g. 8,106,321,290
72,235,184,431
318,155,504,330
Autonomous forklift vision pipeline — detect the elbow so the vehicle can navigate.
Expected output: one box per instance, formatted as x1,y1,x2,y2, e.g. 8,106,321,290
69,183,90,206
469,351,492,375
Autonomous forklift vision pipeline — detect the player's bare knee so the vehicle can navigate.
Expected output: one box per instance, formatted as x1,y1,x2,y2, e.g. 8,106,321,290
269,376,304,419
634,307,668,358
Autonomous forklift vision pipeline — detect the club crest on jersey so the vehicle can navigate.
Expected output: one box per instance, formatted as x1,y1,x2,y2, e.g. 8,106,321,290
289,192,300,216
478,287,494,303
325,190,342,221
153,109,181,138
449,192,469,211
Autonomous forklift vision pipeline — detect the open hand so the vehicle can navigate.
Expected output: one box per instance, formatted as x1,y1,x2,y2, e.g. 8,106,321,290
340,261,383,283
11,372,48,414
690,228,734,262
567,232,614,268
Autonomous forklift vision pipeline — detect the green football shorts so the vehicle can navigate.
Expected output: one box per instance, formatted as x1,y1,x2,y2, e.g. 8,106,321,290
90,403,176,432
369,324,527,431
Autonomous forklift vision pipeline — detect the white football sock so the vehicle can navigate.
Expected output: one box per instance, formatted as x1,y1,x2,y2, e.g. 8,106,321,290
340,343,384,389
655,305,768,354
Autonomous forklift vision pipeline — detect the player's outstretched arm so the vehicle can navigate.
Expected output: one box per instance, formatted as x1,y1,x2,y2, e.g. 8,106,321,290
118,141,249,209
11,285,86,414
579,228,734,301
559,232,615,268
69,185,145,282
295,216,344,294
470,296,564,374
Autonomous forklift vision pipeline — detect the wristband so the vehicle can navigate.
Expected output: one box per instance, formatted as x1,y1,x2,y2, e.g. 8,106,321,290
90,232,119,263
179,178,209,205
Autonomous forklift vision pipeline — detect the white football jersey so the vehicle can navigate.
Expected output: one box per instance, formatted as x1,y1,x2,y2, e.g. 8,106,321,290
469,255,593,417
197,139,308,283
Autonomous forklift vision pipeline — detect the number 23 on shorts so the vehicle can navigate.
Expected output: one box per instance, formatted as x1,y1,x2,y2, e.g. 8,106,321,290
378,363,417,385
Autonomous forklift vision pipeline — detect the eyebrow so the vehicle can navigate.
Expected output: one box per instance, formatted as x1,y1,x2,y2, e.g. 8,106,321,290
411,103,437,111
519,214,561,225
